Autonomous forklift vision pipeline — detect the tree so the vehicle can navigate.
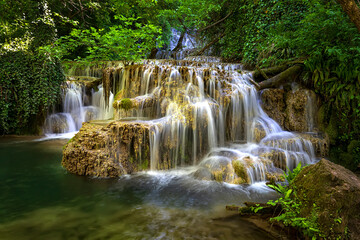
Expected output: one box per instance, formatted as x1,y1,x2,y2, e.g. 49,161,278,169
336,0,360,33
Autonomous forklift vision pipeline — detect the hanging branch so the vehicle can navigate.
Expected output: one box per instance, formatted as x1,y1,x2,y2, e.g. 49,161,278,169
172,31,186,52
197,11,233,32
194,33,225,56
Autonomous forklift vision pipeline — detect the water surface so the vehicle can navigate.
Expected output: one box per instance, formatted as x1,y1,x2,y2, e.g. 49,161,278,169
0,137,278,239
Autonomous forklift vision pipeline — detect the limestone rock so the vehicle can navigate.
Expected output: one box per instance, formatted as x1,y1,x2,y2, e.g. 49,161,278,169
261,89,320,133
62,121,151,177
285,89,318,132
293,159,360,239
260,89,286,128
298,132,329,158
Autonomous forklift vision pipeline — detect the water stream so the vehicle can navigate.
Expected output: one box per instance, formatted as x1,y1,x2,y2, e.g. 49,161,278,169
16,55,322,238
0,137,278,239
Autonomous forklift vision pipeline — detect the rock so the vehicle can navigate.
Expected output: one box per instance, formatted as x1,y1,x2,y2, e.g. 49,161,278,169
285,89,318,132
66,76,102,95
261,89,321,133
298,132,329,158
293,159,360,239
258,148,287,171
192,167,214,181
62,121,151,177
260,89,286,128
253,123,266,143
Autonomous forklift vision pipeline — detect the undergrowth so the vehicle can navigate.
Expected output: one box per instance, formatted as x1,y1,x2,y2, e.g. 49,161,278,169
254,164,324,239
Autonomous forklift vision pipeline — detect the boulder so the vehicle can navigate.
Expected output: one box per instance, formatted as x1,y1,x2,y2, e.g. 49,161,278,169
62,121,151,177
293,159,360,239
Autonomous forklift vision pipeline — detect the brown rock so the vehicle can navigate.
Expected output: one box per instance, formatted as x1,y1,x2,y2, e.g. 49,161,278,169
62,121,151,177
298,132,329,158
260,89,286,128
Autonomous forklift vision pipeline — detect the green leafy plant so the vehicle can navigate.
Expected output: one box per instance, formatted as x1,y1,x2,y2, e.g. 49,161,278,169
53,15,163,64
0,51,64,134
265,164,324,239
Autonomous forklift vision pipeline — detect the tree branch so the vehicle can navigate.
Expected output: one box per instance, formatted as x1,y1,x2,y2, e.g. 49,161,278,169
197,11,233,32
194,33,225,56
258,65,303,90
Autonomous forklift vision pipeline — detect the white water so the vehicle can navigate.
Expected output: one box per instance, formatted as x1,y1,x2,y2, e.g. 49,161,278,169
44,82,114,139
46,54,319,186
108,58,316,184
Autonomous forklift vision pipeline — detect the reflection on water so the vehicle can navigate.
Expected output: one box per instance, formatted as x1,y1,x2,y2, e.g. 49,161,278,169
0,137,278,239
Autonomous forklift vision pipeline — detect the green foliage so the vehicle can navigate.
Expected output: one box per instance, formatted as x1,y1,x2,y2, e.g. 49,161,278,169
119,98,133,111
330,140,360,171
0,51,64,134
53,15,163,63
266,164,324,239
200,0,360,169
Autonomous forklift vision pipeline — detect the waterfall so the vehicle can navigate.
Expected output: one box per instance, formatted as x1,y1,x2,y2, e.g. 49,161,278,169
57,57,321,185
107,58,317,183
44,81,114,136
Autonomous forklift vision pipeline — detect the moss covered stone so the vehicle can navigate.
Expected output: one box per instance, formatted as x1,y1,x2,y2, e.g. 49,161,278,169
325,112,339,144
119,98,133,111
292,159,360,239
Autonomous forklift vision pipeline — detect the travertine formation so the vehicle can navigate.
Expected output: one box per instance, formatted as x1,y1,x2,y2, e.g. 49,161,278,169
61,59,329,182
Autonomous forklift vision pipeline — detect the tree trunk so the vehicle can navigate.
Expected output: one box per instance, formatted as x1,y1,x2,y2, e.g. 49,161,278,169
172,31,186,52
252,65,288,81
251,60,305,81
195,33,225,56
258,65,303,90
148,48,158,59
337,0,360,33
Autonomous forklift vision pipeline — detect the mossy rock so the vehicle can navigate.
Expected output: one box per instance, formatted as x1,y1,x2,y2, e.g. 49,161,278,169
119,98,133,111
292,159,360,239
348,140,360,153
114,90,125,101
317,104,328,132
325,112,339,144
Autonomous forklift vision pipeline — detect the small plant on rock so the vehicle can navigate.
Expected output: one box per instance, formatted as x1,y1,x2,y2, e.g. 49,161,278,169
119,98,133,111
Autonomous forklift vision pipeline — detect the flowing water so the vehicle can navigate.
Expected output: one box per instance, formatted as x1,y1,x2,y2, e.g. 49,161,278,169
13,56,322,239
107,59,316,183
0,137,279,239
44,81,114,138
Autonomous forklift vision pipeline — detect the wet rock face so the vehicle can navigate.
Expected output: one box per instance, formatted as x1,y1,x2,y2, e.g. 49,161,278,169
261,89,318,133
66,76,102,95
293,159,360,239
285,90,310,132
260,89,286,128
62,122,151,177
298,133,329,158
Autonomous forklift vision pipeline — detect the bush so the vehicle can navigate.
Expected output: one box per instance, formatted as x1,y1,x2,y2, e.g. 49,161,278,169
0,51,64,134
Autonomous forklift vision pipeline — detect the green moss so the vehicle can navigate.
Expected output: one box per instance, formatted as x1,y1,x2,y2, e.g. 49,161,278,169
325,113,339,144
129,156,134,164
141,159,149,170
317,104,328,132
213,171,224,182
348,140,360,153
119,98,133,111
114,90,124,101
232,160,248,182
